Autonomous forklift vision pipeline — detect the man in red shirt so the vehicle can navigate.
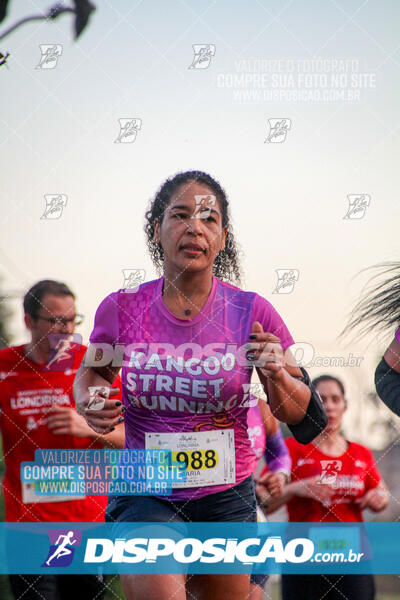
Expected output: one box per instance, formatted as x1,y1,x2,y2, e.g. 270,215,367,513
0,279,124,599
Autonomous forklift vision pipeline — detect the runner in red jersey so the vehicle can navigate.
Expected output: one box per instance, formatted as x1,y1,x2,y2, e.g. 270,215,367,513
0,343,119,522
283,436,381,523
0,280,124,600
257,375,389,600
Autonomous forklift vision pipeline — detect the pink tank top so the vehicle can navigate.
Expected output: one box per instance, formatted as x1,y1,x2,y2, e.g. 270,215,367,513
89,275,294,500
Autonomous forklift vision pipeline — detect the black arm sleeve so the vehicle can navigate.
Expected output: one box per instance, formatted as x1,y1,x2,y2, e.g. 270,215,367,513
286,367,328,444
375,357,400,416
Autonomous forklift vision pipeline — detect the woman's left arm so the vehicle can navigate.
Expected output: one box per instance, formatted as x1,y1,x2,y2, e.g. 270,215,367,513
247,321,310,424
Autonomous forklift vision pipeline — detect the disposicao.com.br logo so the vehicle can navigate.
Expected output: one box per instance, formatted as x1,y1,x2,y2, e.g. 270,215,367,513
83,535,363,565
0,522,380,575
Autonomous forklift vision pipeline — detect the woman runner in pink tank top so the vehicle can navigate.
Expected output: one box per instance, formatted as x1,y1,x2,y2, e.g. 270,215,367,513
74,171,323,600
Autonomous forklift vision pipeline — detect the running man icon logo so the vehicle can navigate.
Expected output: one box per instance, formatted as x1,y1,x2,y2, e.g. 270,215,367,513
36,45,63,69
272,269,299,294
239,383,265,407
319,460,342,485
27,416,38,431
343,194,371,220
45,335,73,370
42,529,82,567
45,334,82,372
193,194,216,220
188,44,216,69
265,119,291,143
115,118,142,143
41,194,67,219
87,386,110,411
122,269,146,292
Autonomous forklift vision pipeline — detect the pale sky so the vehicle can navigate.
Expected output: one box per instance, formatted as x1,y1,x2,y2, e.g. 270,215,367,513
1,0,399,447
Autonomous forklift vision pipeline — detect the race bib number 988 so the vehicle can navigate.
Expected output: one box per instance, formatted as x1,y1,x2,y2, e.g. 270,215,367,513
145,430,235,488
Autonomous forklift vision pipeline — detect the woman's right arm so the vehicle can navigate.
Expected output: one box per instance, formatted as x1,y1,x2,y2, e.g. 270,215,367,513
73,353,124,435
75,291,125,434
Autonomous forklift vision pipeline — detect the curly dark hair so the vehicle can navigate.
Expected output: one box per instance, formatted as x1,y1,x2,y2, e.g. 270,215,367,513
144,170,242,285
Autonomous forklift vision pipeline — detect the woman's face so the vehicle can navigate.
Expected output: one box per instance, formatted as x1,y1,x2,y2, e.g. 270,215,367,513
315,379,347,433
154,180,228,276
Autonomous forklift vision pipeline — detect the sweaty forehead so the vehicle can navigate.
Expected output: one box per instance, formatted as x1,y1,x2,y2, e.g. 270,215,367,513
41,294,75,315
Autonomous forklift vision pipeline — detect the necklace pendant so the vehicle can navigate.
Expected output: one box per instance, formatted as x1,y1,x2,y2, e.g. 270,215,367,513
184,309,191,316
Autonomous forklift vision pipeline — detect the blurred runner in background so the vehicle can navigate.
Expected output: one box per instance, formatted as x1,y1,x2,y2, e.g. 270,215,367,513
247,396,291,600
0,279,124,600
257,374,389,600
